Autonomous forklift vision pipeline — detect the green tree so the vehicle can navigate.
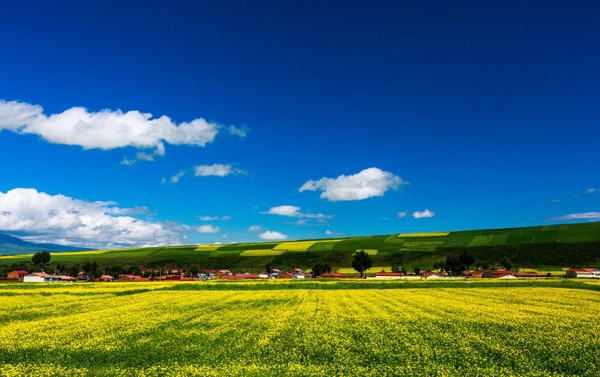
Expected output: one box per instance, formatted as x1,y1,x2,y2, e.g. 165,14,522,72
500,256,513,271
31,251,51,270
458,249,475,271
445,254,462,275
352,250,372,278
311,262,331,277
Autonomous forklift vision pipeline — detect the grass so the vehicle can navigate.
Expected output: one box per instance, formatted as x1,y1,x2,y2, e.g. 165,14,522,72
2,222,600,271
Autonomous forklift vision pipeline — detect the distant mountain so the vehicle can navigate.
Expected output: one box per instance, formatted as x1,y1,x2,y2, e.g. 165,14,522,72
0,233,92,256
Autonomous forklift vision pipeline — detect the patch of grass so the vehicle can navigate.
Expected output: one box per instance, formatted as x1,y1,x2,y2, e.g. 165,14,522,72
307,241,340,252
469,235,494,246
273,241,319,252
240,249,284,257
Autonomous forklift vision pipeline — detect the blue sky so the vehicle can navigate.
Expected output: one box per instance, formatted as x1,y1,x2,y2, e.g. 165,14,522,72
0,1,598,248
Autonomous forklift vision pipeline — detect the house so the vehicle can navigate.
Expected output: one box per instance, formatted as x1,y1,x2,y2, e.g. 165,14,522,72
7,270,28,281
422,271,444,279
44,274,76,282
258,272,270,279
319,271,352,278
23,272,50,283
99,274,114,282
292,272,306,279
583,268,600,277
179,277,195,281
277,272,294,279
221,274,246,280
164,275,182,280
374,270,405,279
565,268,594,278
119,274,149,282
483,268,516,278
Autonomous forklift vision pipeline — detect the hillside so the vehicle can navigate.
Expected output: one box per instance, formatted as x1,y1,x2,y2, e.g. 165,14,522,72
0,233,91,256
1,222,600,271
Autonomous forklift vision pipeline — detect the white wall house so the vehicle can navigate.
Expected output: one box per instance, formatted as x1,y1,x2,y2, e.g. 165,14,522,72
23,272,49,283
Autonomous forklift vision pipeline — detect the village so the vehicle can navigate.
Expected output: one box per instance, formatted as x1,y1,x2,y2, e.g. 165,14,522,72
5,266,600,283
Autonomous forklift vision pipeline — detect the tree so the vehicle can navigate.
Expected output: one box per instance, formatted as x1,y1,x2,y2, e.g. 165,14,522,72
265,263,273,274
500,256,513,271
352,250,372,278
391,265,401,273
445,254,462,275
458,249,475,271
413,266,421,275
311,262,331,277
31,251,51,270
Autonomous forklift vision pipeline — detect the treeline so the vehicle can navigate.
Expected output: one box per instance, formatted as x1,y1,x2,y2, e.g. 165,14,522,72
439,240,600,267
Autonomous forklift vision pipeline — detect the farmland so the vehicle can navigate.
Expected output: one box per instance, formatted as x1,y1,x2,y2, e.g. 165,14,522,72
1,280,599,376
1,222,600,273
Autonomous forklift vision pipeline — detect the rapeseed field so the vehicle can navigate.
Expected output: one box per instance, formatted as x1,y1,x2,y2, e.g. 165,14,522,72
1,282,599,376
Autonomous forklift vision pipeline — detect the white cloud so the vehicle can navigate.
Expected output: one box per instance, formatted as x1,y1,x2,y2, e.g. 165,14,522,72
197,224,220,233
136,152,155,162
228,124,249,138
262,205,333,219
247,225,262,232
547,212,600,221
161,177,167,184
198,215,231,221
586,188,599,194
194,163,246,177
0,100,247,153
325,230,333,235
0,188,183,248
299,167,405,201
121,156,136,166
398,211,408,218
259,231,288,240
413,209,435,218
170,171,186,183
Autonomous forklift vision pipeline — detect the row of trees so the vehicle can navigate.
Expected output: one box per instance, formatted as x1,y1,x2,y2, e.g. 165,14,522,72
432,249,513,275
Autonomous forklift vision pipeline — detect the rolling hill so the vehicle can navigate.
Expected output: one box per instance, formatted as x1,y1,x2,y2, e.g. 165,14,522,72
1,222,600,271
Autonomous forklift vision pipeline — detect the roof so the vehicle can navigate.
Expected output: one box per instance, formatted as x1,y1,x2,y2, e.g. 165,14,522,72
376,271,404,276
12,270,28,274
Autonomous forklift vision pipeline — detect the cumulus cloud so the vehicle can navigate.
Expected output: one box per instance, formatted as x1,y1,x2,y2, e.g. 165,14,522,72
247,225,262,232
0,188,183,248
299,167,405,201
413,209,435,218
547,212,600,221
259,231,288,240
325,230,333,235
397,211,408,218
262,205,333,219
0,100,247,153
194,164,246,177
586,188,599,194
197,224,220,233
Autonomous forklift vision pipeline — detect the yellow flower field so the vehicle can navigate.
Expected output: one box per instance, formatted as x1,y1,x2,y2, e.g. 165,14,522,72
1,282,599,376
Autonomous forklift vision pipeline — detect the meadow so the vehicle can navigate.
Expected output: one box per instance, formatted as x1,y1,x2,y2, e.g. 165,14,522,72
3,222,600,274
1,280,600,376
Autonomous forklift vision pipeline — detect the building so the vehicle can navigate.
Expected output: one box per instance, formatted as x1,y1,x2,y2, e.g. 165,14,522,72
23,272,50,283
565,268,594,278
374,270,405,279
99,274,114,282
7,270,28,281
44,275,76,282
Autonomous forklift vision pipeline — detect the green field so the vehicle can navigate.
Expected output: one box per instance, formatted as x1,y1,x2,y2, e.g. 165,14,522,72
1,280,599,376
2,222,600,272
